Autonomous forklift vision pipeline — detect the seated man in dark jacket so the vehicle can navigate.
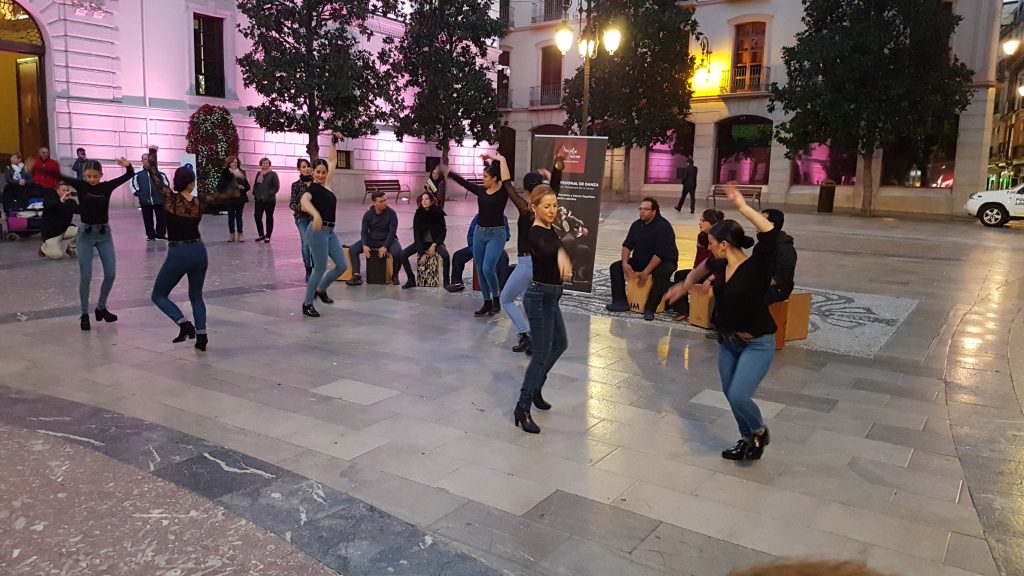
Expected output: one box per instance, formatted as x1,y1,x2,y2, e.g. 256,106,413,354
606,197,679,321
39,182,80,259
762,208,797,304
346,191,404,285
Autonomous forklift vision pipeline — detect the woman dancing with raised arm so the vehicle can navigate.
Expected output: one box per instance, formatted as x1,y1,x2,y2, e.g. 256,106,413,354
147,146,221,351
299,133,346,318
664,183,779,460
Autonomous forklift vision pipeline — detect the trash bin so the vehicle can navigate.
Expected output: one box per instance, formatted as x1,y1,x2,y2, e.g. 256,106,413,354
817,182,836,213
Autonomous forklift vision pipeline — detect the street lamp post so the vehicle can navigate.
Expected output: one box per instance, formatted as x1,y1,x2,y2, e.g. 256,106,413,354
555,0,620,136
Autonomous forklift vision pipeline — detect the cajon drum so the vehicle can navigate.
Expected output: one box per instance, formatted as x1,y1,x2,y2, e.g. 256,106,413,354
688,288,715,329
785,292,812,341
366,252,394,284
626,276,666,314
416,253,441,287
333,244,354,281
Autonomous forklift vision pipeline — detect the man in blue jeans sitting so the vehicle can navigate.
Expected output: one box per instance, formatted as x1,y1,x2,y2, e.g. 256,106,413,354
447,214,510,292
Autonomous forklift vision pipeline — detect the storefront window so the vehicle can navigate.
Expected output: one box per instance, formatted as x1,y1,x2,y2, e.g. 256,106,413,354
881,117,958,188
792,143,858,185
644,125,695,184
715,115,772,185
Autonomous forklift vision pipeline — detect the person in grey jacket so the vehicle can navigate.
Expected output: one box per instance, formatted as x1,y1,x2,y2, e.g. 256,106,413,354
346,191,404,286
132,152,168,240
251,157,280,243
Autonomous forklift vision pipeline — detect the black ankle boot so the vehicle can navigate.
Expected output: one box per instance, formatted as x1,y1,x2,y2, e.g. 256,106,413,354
746,427,770,460
533,390,552,411
80,314,91,331
316,290,334,304
302,303,320,318
512,332,531,353
194,333,208,351
173,321,196,343
514,407,540,434
721,438,751,460
474,300,492,316
95,308,118,322
489,297,501,315
305,267,312,282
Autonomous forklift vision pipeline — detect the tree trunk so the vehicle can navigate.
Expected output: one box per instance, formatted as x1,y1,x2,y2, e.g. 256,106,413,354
621,145,632,201
307,129,320,162
860,150,874,216
440,142,450,166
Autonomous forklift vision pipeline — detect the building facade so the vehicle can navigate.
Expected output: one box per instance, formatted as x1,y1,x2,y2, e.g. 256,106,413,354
989,0,1024,190
0,0,495,206
498,0,1001,215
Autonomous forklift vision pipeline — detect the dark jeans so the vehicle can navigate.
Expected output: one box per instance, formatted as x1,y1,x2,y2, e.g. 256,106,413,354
349,239,403,279
675,186,696,213
140,204,166,239
151,242,208,333
254,201,276,238
227,204,244,234
400,244,451,285
609,259,676,313
517,282,568,411
451,246,510,287
77,225,116,315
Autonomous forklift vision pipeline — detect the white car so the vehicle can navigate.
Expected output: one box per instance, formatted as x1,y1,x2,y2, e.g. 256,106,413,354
965,185,1024,227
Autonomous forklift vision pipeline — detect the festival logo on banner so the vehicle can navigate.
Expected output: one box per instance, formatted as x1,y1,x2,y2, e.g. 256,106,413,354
552,139,588,174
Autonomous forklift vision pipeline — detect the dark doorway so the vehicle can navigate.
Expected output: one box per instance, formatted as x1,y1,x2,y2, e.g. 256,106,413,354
497,125,516,176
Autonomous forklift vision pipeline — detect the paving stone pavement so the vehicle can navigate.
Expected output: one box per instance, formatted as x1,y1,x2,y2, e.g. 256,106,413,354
1,198,1023,575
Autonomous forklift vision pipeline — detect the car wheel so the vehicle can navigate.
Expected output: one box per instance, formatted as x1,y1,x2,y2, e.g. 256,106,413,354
979,204,1009,227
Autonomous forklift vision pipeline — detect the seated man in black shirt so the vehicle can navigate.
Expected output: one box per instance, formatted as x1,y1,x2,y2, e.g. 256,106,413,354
762,208,797,304
606,197,679,321
39,182,79,259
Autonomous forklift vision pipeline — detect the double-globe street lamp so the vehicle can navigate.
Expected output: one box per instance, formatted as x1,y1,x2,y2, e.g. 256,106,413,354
554,0,621,135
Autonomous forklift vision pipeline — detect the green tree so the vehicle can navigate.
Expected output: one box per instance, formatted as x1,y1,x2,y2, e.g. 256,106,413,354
561,0,699,197
236,0,401,160
768,0,974,215
383,0,508,163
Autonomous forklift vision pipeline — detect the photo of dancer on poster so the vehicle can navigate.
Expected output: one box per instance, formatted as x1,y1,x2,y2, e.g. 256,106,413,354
553,205,591,285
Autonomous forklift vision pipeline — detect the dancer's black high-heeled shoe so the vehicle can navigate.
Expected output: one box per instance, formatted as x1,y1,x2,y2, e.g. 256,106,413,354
316,290,334,304
533,390,552,411
474,300,492,316
302,303,320,317
195,334,208,351
514,408,540,434
721,438,751,460
746,427,770,460
173,321,196,343
80,314,91,331
95,308,118,322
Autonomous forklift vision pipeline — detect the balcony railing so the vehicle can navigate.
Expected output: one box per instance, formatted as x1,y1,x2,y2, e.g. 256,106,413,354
499,4,514,26
530,84,562,107
722,65,770,94
498,87,513,109
531,0,562,24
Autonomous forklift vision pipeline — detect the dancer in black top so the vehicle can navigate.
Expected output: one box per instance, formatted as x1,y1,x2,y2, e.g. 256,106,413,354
48,158,135,331
147,146,222,351
300,134,346,318
513,185,573,434
664,184,778,460
447,152,526,316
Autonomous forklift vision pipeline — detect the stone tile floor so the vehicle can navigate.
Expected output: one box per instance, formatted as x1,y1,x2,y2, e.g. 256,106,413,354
1,198,1023,575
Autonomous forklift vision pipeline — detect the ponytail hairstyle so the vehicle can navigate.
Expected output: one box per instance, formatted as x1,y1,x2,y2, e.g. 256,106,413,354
529,184,555,206
484,160,501,180
709,219,754,250
701,208,725,225
83,159,103,175
173,165,196,192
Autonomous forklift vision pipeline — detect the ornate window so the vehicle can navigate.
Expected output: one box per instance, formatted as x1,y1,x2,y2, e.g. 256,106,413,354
0,1,43,48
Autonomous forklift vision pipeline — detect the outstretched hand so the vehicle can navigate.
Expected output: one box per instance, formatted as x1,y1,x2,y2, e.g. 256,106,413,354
116,157,130,168
724,182,746,209
663,283,686,306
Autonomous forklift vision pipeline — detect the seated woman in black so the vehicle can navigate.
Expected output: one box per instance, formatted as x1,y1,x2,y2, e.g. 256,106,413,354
399,191,450,289
670,207,724,321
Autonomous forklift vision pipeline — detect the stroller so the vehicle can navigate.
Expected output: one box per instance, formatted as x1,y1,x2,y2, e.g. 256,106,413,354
1,181,45,241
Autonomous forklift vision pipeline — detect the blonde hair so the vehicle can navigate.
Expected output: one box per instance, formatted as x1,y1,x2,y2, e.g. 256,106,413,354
529,184,555,206
729,561,889,576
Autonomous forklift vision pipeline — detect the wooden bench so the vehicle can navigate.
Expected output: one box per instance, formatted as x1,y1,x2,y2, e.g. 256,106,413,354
462,178,486,199
363,179,410,204
707,184,764,209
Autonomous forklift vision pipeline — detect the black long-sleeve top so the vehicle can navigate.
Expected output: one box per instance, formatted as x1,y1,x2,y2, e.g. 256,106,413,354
530,225,564,285
412,207,447,253
307,183,337,223
516,162,563,255
216,168,250,204
40,190,79,240
148,147,219,242
705,227,780,337
58,165,135,225
449,171,519,228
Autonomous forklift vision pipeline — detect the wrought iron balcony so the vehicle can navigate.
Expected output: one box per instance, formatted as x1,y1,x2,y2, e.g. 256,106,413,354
499,4,514,26
722,65,770,94
498,87,513,109
531,0,562,24
529,84,562,107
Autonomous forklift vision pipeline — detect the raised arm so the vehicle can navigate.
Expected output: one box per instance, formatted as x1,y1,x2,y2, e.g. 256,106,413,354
725,183,773,233
328,133,340,174
506,180,529,214
448,171,485,197
104,160,136,191
550,146,567,193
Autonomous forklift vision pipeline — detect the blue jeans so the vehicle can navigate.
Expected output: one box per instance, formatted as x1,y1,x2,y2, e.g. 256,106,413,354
500,255,533,334
305,224,347,305
77,225,116,315
472,226,507,300
517,282,567,411
295,215,312,269
718,333,775,438
227,204,244,234
151,242,208,333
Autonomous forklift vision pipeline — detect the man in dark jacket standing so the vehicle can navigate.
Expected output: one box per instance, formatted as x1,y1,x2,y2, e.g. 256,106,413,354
606,197,679,321
674,157,698,214
132,152,168,240
762,208,797,303
346,191,404,286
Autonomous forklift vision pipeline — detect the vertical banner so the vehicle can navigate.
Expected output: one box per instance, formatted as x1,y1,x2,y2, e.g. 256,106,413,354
531,135,607,293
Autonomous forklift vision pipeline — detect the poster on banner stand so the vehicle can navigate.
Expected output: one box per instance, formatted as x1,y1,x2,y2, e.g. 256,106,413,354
530,135,607,294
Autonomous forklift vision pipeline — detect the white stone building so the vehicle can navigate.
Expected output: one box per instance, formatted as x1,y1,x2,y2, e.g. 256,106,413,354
497,0,1001,215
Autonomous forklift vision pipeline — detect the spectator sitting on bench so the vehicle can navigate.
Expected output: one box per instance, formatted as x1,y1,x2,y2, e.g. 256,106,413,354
446,213,511,292
346,191,404,286
762,208,796,304
605,197,678,321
